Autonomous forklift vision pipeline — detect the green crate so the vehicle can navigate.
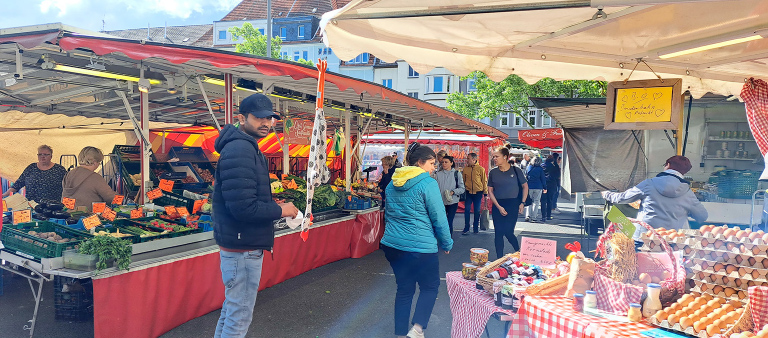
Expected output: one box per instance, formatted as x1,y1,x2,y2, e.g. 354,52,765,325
153,191,196,211
112,219,176,242
121,162,158,195
127,218,202,237
112,145,156,163
1,221,93,259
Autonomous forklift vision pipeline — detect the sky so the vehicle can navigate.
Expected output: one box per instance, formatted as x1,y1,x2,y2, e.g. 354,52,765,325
0,0,241,32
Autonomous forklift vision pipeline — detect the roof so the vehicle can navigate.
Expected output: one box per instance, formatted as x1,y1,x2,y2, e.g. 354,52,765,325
104,24,213,47
221,0,353,21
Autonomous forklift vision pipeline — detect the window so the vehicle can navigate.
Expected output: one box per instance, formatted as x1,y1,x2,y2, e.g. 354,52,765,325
514,115,525,127
408,66,419,78
298,26,305,39
218,30,227,40
426,76,449,93
542,111,552,127
347,53,370,64
467,78,477,92
407,92,419,99
258,28,265,35
303,51,308,60
293,51,300,61
528,109,537,127
382,79,393,88
279,27,287,39
280,51,288,59
499,113,510,127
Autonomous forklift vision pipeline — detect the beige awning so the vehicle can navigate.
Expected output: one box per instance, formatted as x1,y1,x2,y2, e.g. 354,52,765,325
321,0,768,98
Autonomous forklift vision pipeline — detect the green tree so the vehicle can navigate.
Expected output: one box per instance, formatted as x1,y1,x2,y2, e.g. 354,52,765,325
447,72,606,128
229,23,317,67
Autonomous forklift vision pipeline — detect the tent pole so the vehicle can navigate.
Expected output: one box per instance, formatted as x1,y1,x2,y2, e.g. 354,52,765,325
282,102,289,176
676,93,684,156
344,110,351,192
224,73,234,125
140,88,150,204
196,76,222,131
404,124,410,165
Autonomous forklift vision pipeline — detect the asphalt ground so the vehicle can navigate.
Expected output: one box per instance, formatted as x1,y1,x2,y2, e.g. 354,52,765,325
0,200,598,338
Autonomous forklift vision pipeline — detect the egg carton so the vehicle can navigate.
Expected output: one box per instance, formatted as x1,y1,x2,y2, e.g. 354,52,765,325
693,251,768,269
649,316,713,338
691,268,768,290
690,258,768,281
690,280,749,304
694,230,768,248
695,240,768,258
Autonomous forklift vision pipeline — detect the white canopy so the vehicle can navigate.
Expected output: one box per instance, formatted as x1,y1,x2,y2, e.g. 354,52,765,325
321,0,768,98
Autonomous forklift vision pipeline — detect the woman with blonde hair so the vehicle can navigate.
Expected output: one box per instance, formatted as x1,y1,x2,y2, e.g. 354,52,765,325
62,146,117,211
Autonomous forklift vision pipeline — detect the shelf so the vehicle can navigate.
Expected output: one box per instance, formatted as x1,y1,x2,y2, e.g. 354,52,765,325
704,157,757,161
708,138,755,142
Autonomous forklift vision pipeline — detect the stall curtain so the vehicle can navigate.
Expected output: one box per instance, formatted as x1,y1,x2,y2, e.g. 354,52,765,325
562,128,646,193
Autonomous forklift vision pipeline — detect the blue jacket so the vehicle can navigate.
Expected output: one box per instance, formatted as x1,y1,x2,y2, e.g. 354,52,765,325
382,167,454,253
526,166,546,190
212,124,282,251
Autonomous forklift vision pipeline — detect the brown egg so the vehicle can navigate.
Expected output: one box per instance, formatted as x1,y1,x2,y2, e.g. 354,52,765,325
748,257,757,266
735,230,747,239
723,228,736,238
702,293,714,301
668,313,681,324
707,299,721,308
753,270,762,279
732,301,744,309
755,247,764,256
749,280,758,287
726,265,738,274
694,318,710,332
741,245,749,254
685,246,694,254
763,259,768,269
738,290,748,299
680,294,694,305
655,310,669,321
713,227,725,236
723,276,731,285
713,285,724,295
693,309,706,319
707,323,721,336
721,304,734,313
639,273,652,284
727,242,738,251
702,261,711,270
676,309,687,318
680,316,694,329
701,283,711,292
735,279,744,288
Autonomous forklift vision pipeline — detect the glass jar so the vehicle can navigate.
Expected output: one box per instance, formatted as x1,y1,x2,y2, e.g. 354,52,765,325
584,290,597,309
573,293,584,312
628,303,642,322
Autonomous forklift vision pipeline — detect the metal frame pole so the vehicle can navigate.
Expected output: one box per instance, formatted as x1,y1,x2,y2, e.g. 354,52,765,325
344,110,352,191
195,76,222,131
140,89,150,204
282,101,289,175
224,73,234,125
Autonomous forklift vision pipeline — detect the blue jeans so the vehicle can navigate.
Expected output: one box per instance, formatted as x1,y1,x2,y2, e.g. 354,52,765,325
464,192,484,233
215,249,265,338
382,245,440,336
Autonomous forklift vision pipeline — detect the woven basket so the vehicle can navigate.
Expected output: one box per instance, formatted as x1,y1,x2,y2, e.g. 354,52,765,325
723,302,754,337
476,252,566,296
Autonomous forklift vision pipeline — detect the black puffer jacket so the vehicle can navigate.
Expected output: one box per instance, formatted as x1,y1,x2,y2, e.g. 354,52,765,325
213,124,282,251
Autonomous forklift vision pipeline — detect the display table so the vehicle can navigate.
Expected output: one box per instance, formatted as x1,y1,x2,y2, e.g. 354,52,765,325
446,271,515,338
508,295,654,338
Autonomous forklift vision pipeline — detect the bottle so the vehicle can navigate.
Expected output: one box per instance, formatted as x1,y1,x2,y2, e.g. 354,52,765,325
584,290,597,309
628,303,642,322
573,293,584,312
643,283,662,318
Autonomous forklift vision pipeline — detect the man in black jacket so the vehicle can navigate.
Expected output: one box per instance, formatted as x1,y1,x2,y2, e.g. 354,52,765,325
213,93,298,338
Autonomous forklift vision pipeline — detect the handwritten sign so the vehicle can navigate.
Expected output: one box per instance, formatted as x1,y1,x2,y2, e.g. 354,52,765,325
192,199,207,214
285,119,314,145
605,79,682,130
130,209,144,219
13,209,31,225
83,214,101,230
520,237,558,269
147,188,163,200
177,207,190,217
112,195,125,205
164,206,177,216
159,179,175,192
102,207,117,221
92,202,107,214
2,200,6,212
62,197,76,210
606,206,637,238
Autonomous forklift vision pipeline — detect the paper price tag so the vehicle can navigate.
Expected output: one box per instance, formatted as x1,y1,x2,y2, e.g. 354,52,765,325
164,206,177,215
102,207,117,221
192,199,207,214
2,200,7,212
607,206,636,238
130,209,144,219
12,209,31,225
159,179,174,192
520,237,557,269
147,188,163,200
83,214,101,230
177,207,189,217
62,197,76,210
112,195,125,205
92,202,107,214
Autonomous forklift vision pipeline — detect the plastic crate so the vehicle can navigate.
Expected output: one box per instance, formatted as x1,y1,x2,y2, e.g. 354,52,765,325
189,162,215,183
111,219,177,242
717,170,760,199
111,145,156,162
121,161,158,194
54,276,93,322
154,190,196,211
1,221,92,259
168,162,208,191
125,218,201,237
168,146,209,162
344,197,372,210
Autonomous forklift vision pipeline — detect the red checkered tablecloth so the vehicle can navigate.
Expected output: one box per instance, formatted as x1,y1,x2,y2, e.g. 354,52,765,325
508,295,654,338
446,271,515,338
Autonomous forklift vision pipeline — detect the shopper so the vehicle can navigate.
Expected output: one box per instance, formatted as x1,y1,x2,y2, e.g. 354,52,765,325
61,146,117,212
520,153,531,170
435,155,466,236
392,151,403,168
461,152,487,235
381,142,453,338
212,93,299,338
525,156,546,222
602,155,708,249
3,145,67,202
542,155,560,220
554,154,562,212
488,147,528,259
379,156,395,209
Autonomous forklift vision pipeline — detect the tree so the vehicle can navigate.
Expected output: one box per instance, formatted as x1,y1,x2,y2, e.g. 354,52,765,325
447,72,606,128
229,23,316,67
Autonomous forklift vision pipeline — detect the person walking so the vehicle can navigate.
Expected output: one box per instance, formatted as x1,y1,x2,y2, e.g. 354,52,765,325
381,142,453,338
212,93,299,338
435,155,465,236
520,153,531,170
553,154,562,212
488,147,528,259
525,156,546,222
462,153,487,235
542,155,560,221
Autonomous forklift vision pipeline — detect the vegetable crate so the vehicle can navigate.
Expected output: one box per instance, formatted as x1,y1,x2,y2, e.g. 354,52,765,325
344,196,372,210
111,145,156,163
91,224,141,244
717,170,760,199
121,161,158,195
168,162,208,191
54,276,93,322
153,190,196,212
190,162,215,184
169,146,209,162
1,221,93,259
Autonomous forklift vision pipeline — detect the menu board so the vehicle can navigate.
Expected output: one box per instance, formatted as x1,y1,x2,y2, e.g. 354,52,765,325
605,78,682,130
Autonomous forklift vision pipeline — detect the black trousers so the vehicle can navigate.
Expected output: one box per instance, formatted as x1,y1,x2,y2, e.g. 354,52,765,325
492,198,521,259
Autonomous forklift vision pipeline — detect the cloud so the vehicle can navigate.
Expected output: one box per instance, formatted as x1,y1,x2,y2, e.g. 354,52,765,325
39,0,84,17
37,0,239,20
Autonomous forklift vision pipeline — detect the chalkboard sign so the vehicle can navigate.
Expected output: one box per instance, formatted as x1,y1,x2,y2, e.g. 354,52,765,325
605,79,682,130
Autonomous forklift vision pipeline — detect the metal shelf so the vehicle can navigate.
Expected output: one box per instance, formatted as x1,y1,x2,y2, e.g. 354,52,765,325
704,157,757,161
708,138,755,142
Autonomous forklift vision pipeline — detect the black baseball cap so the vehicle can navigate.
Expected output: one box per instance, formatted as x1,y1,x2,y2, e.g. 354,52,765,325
240,94,281,120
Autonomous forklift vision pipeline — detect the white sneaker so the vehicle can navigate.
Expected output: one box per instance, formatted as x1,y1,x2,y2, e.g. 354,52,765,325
553,208,561,214
407,326,425,338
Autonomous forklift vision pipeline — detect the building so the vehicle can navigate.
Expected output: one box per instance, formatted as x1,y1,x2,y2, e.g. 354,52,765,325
104,24,214,47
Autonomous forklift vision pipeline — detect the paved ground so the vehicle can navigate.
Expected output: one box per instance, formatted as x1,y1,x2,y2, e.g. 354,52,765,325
0,200,597,338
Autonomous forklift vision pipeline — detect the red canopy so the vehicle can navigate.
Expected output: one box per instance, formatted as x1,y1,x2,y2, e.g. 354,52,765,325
518,128,563,149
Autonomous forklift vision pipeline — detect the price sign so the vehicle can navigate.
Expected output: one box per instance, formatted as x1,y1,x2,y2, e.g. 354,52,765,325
192,199,208,214
62,197,76,210
520,237,558,269
177,207,190,217
2,200,7,212
147,188,163,200
112,195,125,205
92,202,107,214
102,207,117,221
159,179,175,192
164,206,177,215
130,209,144,219
82,214,102,230
12,209,31,225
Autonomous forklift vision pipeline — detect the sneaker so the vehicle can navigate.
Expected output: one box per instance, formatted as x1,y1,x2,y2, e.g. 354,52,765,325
461,231,470,236
407,326,425,338
525,217,531,222
473,231,479,234
553,208,561,214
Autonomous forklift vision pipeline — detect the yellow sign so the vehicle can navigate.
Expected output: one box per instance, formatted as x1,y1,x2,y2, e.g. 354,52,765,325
614,87,673,123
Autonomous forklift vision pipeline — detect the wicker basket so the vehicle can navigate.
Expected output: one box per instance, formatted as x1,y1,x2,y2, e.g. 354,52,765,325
476,252,567,296
723,302,754,337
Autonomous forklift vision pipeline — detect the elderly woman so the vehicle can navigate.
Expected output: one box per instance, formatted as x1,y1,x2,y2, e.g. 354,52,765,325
62,146,117,212
3,145,67,202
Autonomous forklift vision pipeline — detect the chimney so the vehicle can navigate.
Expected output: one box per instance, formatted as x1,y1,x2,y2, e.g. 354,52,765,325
147,23,151,40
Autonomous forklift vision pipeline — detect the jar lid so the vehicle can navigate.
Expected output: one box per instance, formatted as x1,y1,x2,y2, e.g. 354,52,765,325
585,290,596,295
573,293,584,298
629,303,641,308
463,263,477,268
647,283,661,289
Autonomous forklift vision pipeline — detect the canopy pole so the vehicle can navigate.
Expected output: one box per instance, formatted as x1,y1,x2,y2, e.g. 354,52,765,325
196,76,222,131
224,73,234,125
404,124,410,165
676,93,685,156
140,88,150,204
282,102,289,176
162,130,166,154
344,110,351,192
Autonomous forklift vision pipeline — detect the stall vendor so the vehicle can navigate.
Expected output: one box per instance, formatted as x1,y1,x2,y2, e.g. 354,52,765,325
2,145,67,202
62,146,117,212
602,155,708,248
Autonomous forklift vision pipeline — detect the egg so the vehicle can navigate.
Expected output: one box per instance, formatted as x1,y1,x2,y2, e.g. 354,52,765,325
723,276,732,285
736,230,747,239
651,276,662,284
714,285,725,295
748,281,757,287
726,265,738,274
721,304,734,313
702,261,711,270
702,238,711,246
701,283,711,292
741,245,749,254
736,255,745,264
763,233,768,242
763,259,768,269
693,309,705,319
655,310,669,321
680,316,694,329
639,273,652,284
714,262,725,271
724,228,736,238
702,293,714,301
735,279,744,288
738,290,747,299
713,227,725,236
707,323,721,336
749,232,761,241
753,270,762,279
680,294,694,305
738,267,748,277
754,247,763,256
668,313,681,324
694,318,710,332
675,310,687,318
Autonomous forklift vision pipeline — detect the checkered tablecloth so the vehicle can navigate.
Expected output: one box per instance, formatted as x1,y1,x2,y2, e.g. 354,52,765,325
508,295,654,338
446,271,515,338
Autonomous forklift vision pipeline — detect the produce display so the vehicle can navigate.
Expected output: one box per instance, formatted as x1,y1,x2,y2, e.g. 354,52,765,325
78,235,132,271
94,229,133,238
181,176,196,184
25,231,77,243
191,164,214,183
274,189,307,211
123,226,168,237
651,292,745,336
135,219,193,232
